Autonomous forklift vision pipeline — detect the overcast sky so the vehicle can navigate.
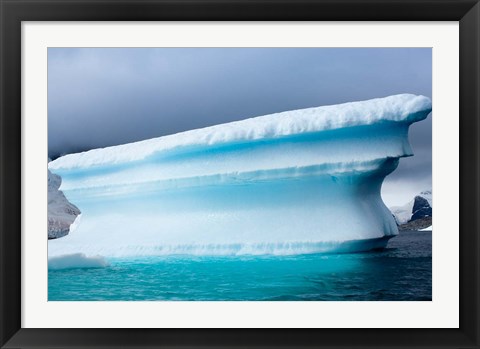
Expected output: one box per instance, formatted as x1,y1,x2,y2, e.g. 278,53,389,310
48,48,432,206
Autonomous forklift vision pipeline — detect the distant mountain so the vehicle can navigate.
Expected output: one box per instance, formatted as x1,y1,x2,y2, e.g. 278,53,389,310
390,190,432,231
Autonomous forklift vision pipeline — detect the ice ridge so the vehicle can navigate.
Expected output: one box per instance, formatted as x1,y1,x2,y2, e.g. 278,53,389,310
49,94,431,171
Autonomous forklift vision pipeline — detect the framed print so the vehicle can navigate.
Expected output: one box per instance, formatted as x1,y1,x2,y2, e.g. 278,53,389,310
1,0,479,348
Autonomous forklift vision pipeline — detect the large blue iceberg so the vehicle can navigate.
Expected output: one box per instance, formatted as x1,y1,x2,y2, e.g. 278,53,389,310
48,94,432,257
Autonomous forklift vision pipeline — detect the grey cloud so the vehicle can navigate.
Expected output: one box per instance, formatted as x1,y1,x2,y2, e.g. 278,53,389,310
48,48,432,206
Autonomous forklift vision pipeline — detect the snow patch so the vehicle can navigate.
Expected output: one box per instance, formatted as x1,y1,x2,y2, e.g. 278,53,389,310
68,214,82,235
390,200,415,225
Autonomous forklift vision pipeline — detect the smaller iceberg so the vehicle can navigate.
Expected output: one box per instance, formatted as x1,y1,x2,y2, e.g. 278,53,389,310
48,94,431,257
48,253,109,270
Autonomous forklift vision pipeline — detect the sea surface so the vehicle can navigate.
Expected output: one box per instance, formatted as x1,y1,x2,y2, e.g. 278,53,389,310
48,231,431,301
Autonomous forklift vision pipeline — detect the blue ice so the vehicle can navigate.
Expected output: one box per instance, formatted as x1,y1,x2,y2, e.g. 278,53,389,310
48,94,431,258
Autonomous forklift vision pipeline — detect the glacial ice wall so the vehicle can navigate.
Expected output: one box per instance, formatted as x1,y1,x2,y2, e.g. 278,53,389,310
48,94,431,257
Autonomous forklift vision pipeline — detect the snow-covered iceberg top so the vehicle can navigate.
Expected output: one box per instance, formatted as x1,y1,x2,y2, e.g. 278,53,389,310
49,94,431,170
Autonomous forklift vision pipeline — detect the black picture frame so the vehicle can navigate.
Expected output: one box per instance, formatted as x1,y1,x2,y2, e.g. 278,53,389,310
1,1,479,348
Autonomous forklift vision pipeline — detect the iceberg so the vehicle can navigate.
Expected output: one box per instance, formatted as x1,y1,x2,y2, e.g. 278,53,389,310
48,94,431,257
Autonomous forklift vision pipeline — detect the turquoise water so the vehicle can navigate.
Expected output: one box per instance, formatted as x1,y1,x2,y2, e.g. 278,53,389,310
48,231,431,301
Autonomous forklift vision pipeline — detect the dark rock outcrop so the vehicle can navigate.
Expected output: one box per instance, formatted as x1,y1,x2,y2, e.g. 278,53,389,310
48,169,81,239
398,216,432,231
410,196,432,221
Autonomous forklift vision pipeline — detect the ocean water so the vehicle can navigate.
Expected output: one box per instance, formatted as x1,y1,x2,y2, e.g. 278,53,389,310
48,231,431,301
